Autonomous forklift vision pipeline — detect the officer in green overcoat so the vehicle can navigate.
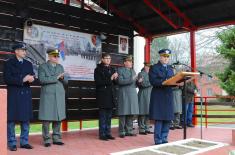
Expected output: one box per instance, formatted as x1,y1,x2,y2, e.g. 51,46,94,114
117,55,139,138
137,62,153,135
38,48,66,147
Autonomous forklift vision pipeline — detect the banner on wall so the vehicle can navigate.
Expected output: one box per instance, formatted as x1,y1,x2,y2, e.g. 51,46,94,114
118,35,128,54
23,24,102,81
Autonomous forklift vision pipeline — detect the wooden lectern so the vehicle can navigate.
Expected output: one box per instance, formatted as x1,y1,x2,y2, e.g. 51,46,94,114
163,71,199,139
163,71,200,86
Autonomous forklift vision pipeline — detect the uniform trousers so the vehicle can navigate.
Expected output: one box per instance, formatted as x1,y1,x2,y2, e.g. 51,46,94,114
119,115,134,136
154,120,170,144
138,115,150,133
7,121,30,147
42,121,62,144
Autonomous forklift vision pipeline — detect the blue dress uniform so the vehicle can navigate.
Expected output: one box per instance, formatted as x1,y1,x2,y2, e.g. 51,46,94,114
149,49,174,145
3,43,34,149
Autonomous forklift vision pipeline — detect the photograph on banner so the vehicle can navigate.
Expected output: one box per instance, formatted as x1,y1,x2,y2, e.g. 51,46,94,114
118,35,128,54
23,24,101,81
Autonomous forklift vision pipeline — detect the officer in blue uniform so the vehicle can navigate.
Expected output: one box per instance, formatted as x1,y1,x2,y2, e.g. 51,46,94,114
4,43,35,151
149,49,174,145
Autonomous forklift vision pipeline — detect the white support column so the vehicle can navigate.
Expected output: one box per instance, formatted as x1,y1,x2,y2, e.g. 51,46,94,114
133,36,145,73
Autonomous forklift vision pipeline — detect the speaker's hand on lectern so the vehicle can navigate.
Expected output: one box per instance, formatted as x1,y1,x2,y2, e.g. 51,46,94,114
176,82,184,86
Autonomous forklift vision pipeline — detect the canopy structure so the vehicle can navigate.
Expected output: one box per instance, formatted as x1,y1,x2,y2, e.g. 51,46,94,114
92,0,235,37
89,0,235,68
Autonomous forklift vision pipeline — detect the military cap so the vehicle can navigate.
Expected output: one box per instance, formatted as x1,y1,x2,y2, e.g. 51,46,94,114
158,49,172,56
12,42,27,51
123,55,133,62
47,48,60,56
144,62,151,67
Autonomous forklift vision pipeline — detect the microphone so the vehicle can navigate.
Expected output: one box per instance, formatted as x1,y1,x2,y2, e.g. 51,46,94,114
199,71,213,78
172,61,180,65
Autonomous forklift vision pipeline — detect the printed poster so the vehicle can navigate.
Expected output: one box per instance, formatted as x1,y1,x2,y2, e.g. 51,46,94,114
23,24,102,81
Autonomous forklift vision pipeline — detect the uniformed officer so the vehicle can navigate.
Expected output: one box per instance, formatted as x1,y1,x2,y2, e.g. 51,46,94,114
38,48,66,147
137,62,153,135
117,55,139,138
149,49,174,145
4,42,35,151
170,67,183,130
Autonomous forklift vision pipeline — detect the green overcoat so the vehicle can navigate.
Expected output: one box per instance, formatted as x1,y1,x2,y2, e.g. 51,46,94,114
137,69,152,115
117,67,139,115
38,61,66,121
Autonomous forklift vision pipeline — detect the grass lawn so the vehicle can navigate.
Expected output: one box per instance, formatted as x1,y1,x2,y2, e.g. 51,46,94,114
16,119,119,134
195,105,235,125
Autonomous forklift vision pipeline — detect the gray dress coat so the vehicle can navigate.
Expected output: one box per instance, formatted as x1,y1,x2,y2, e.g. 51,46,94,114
172,67,182,113
137,69,152,115
38,61,66,121
117,67,139,115
172,87,182,113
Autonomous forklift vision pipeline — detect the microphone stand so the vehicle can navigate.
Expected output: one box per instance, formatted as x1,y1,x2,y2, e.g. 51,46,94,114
174,62,212,140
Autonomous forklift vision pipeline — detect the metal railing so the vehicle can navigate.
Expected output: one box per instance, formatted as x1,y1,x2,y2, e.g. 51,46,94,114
194,96,235,128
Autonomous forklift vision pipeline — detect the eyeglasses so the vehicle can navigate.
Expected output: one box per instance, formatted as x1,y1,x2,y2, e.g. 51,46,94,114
103,57,111,59
52,55,60,58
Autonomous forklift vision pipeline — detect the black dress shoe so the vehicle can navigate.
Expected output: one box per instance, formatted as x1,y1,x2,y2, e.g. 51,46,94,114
106,135,115,140
139,132,147,135
99,136,109,141
20,144,33,149
175,125,183,129
169,126,175,130
9,145,17,151
162,141,168,144
53,142,64,145
44,143,51,147
187,124,195,127
125,133,137,136
119,135,125,138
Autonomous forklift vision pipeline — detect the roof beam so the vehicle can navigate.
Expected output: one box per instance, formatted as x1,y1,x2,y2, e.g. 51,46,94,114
99,0,149,36
198,20,235,30
140,0,224,30
163,0,195,30
143,0,179,29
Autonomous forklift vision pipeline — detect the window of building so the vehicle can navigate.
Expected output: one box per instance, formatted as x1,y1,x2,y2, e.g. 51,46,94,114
207,88,213,96
207,76,212,82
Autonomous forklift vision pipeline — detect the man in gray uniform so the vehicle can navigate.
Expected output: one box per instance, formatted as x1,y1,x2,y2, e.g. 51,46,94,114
117,55,139,138
38,48,66,147
137,62,153,135
170,67,183,130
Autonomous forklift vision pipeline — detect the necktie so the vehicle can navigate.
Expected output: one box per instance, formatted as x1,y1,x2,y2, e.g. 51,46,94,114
163,65,167,71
